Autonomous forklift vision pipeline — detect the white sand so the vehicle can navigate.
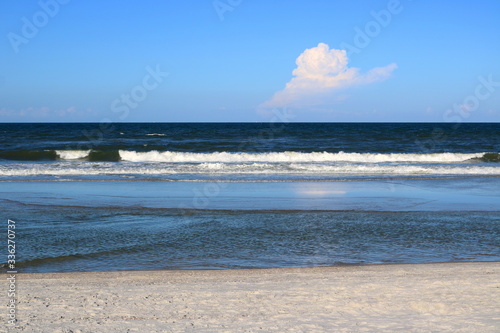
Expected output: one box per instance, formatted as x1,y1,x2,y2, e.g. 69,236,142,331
8,262,499,332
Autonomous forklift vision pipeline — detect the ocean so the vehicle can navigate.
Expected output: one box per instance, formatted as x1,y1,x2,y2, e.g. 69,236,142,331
1,122,499,272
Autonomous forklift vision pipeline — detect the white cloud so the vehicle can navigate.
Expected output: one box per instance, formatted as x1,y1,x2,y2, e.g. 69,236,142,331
259,43,397,110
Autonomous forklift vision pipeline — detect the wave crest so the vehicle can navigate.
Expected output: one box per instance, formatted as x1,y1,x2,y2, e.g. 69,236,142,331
56,150,91,160
118,150,488,163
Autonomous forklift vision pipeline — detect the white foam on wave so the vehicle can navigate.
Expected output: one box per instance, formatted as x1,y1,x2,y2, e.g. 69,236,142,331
145,133,167,136
190,163,500,175
118,150,486,163
1,162,500,177
55,150,91,160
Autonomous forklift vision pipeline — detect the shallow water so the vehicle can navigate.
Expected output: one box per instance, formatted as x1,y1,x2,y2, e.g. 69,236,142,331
1,178,499,273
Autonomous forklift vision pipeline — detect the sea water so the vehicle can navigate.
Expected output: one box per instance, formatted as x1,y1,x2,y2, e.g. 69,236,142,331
0,123,499,272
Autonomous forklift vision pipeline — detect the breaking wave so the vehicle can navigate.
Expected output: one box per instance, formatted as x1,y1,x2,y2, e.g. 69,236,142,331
0,150,498,164
1,162,500,178
1,150,499,180
118,151,495,163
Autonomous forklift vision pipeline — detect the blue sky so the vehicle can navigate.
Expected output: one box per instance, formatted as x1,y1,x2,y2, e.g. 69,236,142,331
1,0,499,122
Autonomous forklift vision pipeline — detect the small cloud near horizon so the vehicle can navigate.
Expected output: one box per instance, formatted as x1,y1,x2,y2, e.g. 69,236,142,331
259,43,397,112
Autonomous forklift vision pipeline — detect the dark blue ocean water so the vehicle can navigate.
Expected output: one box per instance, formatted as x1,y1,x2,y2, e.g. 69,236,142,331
0,122,499,182
0,123,499,272
1,122,500,154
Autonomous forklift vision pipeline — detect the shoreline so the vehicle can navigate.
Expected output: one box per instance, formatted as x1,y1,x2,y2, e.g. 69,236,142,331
13,260,500,277
11,262,500,332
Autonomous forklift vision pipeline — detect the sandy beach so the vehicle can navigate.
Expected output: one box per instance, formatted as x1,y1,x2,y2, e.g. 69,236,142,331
7,262,499,332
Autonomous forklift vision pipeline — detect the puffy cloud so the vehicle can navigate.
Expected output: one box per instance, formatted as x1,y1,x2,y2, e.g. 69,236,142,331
260,43,397,110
